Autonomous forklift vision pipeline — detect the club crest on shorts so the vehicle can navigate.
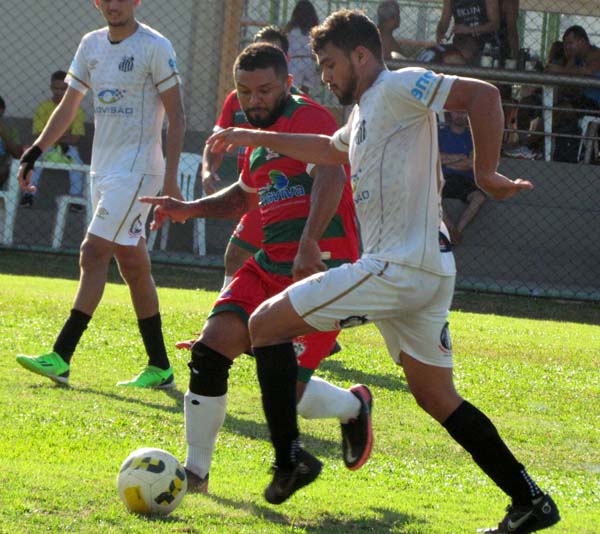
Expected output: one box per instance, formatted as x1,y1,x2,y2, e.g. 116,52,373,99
339,315,368,329
439,322,452,355
129,214,143,237
293,338,307,357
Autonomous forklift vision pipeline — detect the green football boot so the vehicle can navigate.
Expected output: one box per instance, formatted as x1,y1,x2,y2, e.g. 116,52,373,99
117,365,175,389
16,351,70,386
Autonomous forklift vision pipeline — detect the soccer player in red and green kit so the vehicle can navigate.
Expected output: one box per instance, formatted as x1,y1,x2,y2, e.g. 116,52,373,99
141,43,373,493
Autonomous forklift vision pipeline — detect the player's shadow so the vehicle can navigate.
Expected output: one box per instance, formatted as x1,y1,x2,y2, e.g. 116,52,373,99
318,358,409,393
221,413,340,458
189,492,426,533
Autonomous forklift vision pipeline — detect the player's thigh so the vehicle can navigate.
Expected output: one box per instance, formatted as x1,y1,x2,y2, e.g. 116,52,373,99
89,173,162,246
249,289,319,346
375,274,455,368
198,311,251,359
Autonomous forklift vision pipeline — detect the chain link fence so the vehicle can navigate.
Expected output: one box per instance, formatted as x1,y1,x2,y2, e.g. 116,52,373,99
0,1,598,301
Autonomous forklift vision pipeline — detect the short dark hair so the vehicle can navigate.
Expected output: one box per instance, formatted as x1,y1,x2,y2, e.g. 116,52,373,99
51,70,67,82
0,96,5,109
233,43,289,80
563,25,589,43
310,9,383,63
254,25,289,54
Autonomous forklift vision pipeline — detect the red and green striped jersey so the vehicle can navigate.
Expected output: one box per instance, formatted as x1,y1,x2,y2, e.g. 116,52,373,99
240,94,359,276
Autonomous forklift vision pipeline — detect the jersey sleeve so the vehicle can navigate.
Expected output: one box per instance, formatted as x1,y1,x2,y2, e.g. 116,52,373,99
385,68,456,113
214,91,238,130
66,38,91,95
151,37,181,94
332,105,356,153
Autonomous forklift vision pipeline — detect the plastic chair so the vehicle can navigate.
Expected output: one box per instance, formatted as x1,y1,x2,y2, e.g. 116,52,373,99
48,161,92,249
0,159,21,245
578,115,600,163
147,152,204,254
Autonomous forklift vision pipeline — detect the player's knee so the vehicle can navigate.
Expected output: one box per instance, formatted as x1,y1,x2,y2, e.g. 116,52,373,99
188,341,233,396
80,238,112,271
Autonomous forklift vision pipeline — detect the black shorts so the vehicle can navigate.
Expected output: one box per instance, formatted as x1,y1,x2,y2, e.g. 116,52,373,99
442,173,481,203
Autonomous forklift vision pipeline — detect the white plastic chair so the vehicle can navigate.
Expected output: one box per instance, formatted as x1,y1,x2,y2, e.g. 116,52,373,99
47,161,92,249
578,115,600,164
0,159,21,245
147,152,205,255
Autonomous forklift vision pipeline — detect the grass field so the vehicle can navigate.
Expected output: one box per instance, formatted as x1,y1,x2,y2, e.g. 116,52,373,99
0,252,598,533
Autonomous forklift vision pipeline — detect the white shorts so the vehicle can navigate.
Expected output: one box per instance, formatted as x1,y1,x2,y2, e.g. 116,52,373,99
88,173,163,246
288,256,456,368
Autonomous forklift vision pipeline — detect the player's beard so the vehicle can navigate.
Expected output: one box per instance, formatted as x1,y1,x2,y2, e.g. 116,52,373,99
333,65,358,106
245,92,289,129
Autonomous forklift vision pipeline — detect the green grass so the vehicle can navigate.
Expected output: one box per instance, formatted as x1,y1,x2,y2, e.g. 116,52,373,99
0,252,598,533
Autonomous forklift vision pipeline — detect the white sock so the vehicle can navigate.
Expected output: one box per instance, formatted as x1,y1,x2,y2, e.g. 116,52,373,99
221,275,233,291
184,390,227,478
297,376,360,423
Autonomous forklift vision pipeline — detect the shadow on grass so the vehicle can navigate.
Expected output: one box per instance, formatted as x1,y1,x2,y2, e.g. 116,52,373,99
319,359,409,393
28,383,345,459
191,492,426,533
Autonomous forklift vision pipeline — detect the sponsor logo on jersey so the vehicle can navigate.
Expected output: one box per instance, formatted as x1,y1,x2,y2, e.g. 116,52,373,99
96,88,133,115
258,170,305,206
128,214,143,237
118,55,134,72
88,59,98,71
411,70,437,101
168,58,178,71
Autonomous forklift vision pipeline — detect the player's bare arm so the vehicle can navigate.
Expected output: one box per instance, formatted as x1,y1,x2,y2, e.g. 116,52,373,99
160,83,186,200
444,77,533,200
140,182,257,231
18,86,85,191
200,141,224,195
207,127,348,166
293,164,347,281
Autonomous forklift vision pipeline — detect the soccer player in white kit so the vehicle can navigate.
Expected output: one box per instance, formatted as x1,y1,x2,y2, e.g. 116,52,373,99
16,0,185,389
206,9,560,534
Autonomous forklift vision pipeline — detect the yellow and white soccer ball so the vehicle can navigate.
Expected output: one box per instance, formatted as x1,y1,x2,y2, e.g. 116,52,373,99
117,447,187,516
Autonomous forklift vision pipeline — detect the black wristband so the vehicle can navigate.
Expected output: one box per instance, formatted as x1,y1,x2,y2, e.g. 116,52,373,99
20,145,42,175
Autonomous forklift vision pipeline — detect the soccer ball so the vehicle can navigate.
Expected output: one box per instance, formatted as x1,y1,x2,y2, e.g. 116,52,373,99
117,447,187,516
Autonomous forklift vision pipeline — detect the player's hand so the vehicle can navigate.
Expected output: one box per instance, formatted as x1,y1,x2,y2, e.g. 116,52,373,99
202,170,221,196
207,127,259,155
476,172,534,200
18,145,42,193
292,238,328,281
175,339,195,350
138,195,192,230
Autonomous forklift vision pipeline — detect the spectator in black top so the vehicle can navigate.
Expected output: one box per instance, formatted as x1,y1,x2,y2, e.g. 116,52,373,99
436,0,500,52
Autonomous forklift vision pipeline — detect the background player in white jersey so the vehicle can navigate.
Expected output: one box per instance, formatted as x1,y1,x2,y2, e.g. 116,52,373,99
15,0,185,389
207,9,560,534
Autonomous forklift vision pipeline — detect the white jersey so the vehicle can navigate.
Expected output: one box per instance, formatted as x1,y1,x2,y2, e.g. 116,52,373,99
66,23,181,177
332,68,457,276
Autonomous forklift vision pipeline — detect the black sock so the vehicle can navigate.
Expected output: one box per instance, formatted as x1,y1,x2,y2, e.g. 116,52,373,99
253,342,299,469
443,400,543,505
53,309,92,364
138,313,170,370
